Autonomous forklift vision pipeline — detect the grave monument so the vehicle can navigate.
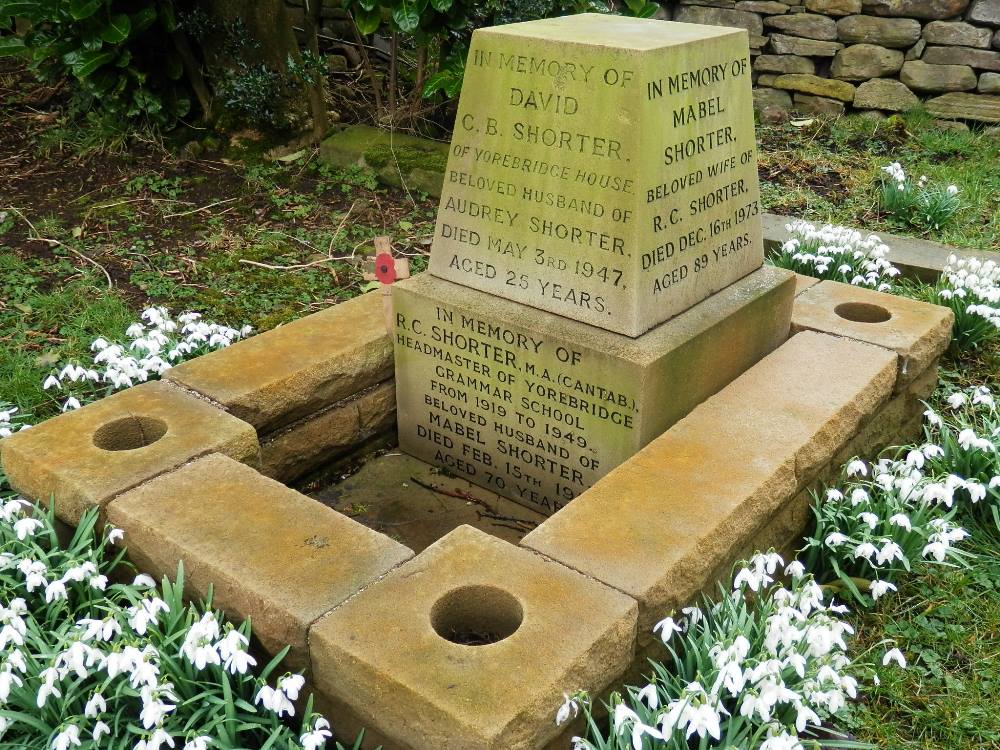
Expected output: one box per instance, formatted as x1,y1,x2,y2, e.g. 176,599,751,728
393,13,796,515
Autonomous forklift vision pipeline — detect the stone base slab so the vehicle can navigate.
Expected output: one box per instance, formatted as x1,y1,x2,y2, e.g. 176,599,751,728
393,266,794,516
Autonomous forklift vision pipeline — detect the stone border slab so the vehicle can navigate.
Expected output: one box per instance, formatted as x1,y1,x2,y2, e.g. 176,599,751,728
0,381,259,526
106,453,413,671
309,525,637,750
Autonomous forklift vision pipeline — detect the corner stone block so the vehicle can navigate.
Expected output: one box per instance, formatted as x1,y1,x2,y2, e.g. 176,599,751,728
521,331,897,642
164,291,391,434
106,454,412,671
0,381,259,526
790,280,953,391
309,525,638,750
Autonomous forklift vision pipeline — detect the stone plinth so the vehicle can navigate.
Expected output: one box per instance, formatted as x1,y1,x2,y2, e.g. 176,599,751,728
309,525,637,750
393,266,794,515
427,14,764,337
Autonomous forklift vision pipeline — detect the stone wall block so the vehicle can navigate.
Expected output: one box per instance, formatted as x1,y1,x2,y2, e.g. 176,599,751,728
774,72,857,99
854,77,921,108
106,454,413,671
831,43,905,78
923,44,1000,70
925,90,1000,119
805,0,862,15
794,93,849,113
980,70,1000,90
765,12,840,39
968,0,1000,25
837,14,922,46
861,0,970,20
521,332,897,642
309,525,638,750
770,32,846,54
923,20,994,46
754,53,817,73
675,5,766,33
165,291,392,434
738,0,790,11
789,280,954,391
900,59,979,90
0,381,259,526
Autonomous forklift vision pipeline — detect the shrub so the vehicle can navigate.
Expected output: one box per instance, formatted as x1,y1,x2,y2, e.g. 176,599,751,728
878,162,961,233
769,220,900,291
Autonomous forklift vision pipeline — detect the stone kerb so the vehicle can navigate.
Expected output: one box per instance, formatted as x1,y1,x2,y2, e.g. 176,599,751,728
308,525,638,750
106,454,413,671
427,14,764,337
521,330,900,644
790,280,955,390
0,381,260,526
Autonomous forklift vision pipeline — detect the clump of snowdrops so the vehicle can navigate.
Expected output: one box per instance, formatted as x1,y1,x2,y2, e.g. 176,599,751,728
770,220,900,291
561,551,887,750
40,307,252,413
878,162,961,232
0,404,29,441
922,255,1000,353
0,478,353,749
801,385,997,606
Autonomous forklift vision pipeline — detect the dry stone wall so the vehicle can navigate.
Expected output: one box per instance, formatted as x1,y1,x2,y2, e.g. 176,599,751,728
662,0,1000,121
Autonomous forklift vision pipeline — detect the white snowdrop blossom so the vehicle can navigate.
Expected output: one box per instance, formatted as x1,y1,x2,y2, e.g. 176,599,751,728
556,694,580,725
882,648,907,668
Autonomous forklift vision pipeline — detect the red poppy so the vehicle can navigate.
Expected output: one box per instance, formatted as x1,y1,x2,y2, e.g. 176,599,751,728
374,252,397,284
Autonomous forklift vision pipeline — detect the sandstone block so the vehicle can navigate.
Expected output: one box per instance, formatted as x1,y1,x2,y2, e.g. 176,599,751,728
968,0,1000,25
765,12,839,39
393,268,794,516
925,91,1000,120
794,93,848,114
165,292,391,433
980,71,1000,91
758,73,781,86
790,280,953,390
774,72,857,100
737,0,789,11
923,21,993,47
522,332,897,641
854,77,921,109
310,525,638,750
861,0,970,19
794,273,821,295
107,454,412,670
0,382,259,526
805,0,862,15
675,5,765,33
923,45,1000,70
900,59,978,90
754,53,816,73
836,15,921,46
831,43,905,78
770,32,845,54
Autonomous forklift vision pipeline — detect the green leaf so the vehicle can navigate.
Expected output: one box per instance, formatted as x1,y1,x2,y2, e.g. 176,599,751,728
71,49,115,78
101,13,132,44
0,2,41,19
354,6,381,34
429,0,452,10
130,5,158,33
391,2,419,32
69,0,103,20
0,36,26,57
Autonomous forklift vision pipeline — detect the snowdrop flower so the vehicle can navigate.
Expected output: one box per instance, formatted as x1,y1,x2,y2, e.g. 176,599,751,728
785,560,806,580
870,580,897,600
0,670,23,701
42,375,61,390
888,513,912,531
637,683,659,709
92,722,111,743
279,673,305,701
681,605,704,627
854,542,878,561
922,444,944,459
904,449,925,468
923,408,942,426
107,527,124,545
182,738,212,750
825,488,844,502
883,648,907,668
876,541,905,566
300,723,331,750
846,459,868,477
52,725,82,750
825,532,850,548
922,541,948,562
947,392,968,409
653,616,683,642
255,685,295,717
84,692,107,718
133,573,156,588
556,693,579,725
13,517,42,540
44,580,67,603
140,699,175,729
857,512,879,530
850,487,870,506
947,184,959,195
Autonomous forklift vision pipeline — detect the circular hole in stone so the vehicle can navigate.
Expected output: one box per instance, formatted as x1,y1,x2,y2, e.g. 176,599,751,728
834,302,892,324
92,416,168,451
430,585,524,646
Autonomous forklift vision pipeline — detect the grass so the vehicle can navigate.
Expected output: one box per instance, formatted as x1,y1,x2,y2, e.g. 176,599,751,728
757,109,1000,252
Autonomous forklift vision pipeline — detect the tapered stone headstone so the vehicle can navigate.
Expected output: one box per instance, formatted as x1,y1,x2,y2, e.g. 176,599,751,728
428,14,763,337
